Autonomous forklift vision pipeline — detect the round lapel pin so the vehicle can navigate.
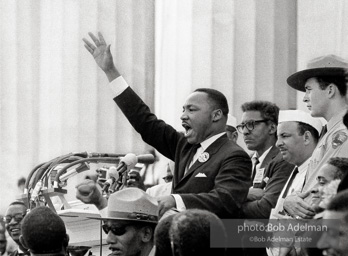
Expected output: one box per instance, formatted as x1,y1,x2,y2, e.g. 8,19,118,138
198,152,209,163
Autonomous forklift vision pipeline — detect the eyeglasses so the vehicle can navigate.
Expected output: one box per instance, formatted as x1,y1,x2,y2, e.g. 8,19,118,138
3,213,26,224
102,224,127,236
236,120,269,133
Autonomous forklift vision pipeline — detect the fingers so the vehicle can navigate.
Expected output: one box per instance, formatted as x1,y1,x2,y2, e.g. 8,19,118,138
89,32,102,46
82,38,96,53
98,32,106,44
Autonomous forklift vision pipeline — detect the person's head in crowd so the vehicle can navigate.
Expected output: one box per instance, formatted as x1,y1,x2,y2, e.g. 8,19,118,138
17,178,26,194
276,110,322,166
311,157,348,212
0,233,6,256
317,190,348,255
238,101,279,156
154,214,175,256
4,201,27,252
181,88,228,144
169,209,227,256
97,188,158,256
287,55,348,121
225,114,238,143
19,206,69,256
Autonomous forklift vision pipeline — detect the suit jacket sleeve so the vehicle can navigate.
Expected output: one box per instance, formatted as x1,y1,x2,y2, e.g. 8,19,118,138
242,157,294,219
114,87,180,160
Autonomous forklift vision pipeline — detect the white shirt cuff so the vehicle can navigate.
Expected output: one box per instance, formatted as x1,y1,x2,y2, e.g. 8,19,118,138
109,76,129,96
171,194,186,212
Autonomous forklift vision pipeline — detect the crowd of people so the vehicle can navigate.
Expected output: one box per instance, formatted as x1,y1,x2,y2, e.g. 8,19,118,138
1,32,348,256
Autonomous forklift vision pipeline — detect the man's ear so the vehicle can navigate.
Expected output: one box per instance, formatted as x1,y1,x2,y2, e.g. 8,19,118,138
212,109,223,122
19,235,29,250
140,226,153,243
327,83,336,98
303,131,311,145
269,122,277,135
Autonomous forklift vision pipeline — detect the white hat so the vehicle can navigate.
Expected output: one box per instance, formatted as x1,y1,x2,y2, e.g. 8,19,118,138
278,110,323,135
227,114,237,128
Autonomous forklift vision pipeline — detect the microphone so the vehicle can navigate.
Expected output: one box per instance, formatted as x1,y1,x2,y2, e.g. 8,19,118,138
59,162,90,182
102,166,119,192
117,154,155,175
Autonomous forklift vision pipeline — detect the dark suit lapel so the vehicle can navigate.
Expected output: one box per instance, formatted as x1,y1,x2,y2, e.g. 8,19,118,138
175,145,196,184
177,134,228,185
260,145,279,168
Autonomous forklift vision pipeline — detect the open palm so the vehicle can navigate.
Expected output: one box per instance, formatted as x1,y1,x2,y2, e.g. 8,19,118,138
83,32,113,72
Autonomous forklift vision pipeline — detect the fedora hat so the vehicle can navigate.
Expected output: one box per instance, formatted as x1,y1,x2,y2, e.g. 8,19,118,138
90,188,158,223
287,54,348,92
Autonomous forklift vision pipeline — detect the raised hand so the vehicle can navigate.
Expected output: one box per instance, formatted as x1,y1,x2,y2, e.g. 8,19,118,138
75,179,107,210
83,32,119,82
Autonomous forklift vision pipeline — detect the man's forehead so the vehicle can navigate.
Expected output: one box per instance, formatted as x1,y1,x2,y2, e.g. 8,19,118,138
6,204,26,214
277,121,298,133
184,91,209,104
241,110,262,120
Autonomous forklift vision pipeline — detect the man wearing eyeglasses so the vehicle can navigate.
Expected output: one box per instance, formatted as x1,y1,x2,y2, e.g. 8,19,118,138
92,187,158,256
238,101,294,220
3,202,29,256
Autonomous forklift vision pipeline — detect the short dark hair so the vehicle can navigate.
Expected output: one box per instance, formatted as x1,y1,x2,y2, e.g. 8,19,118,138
316,76,347,96
327,157,348,180
154,214,175,256
241,101,279,124
169,209,227,256
297,122,320,144
8,201,27,208
17,177,26,187
194,88,229,116
21,206,67,254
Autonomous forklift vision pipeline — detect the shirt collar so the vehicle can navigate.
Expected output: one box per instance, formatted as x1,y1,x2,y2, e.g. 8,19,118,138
200,132,226,151
327,108,348,131
252,146,273,165
298,157,311,174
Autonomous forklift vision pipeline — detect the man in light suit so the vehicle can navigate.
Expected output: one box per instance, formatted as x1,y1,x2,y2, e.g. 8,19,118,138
83,32,251,219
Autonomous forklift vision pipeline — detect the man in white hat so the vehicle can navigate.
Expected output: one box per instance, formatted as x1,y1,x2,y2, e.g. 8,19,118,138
93,187,158,256
284,55,348,219
267,110,321,256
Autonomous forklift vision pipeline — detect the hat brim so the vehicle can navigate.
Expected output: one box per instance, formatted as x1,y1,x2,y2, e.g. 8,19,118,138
87,216,158,224
287,67,347,92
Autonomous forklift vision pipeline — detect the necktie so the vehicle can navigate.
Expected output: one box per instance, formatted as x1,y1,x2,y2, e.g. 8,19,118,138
184,144,200,175
319,124,327,141
251,156,259,182
282,167,299,198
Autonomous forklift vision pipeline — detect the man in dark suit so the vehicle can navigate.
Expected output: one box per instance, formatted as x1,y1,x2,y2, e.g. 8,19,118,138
3,202,29,256
83,32,251,219
238,101,294,219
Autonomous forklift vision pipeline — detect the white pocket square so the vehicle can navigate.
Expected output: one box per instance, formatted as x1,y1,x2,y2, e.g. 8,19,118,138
195,173,207,177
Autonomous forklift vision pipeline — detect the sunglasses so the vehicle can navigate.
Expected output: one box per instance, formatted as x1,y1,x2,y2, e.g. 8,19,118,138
3,213,26,224
102,224,128,236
